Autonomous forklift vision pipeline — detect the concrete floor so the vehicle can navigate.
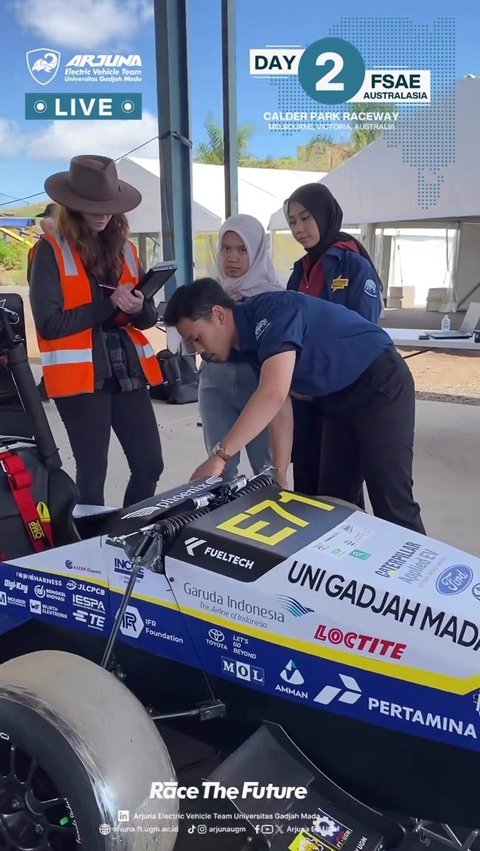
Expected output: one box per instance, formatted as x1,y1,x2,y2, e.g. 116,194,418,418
35,360,479,557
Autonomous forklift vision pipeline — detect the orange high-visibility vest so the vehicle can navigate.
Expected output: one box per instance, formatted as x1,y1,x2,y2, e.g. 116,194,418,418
36,233,163,398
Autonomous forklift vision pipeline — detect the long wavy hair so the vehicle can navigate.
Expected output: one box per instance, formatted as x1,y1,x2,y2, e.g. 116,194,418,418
56,207,129,280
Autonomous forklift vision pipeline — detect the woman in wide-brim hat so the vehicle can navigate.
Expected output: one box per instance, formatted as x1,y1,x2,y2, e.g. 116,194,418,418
29,154,165,507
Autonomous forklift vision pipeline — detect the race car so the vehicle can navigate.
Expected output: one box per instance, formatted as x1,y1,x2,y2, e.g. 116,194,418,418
0,295,479,851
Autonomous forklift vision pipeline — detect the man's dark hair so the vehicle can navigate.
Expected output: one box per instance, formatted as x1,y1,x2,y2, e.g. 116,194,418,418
164,278,235,326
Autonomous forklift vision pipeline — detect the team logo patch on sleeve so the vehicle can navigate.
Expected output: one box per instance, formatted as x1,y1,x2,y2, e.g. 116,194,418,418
331,277,349,292
364,279,377,297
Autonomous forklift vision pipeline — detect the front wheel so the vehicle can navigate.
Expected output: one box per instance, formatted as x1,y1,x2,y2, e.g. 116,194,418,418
0,651,178,849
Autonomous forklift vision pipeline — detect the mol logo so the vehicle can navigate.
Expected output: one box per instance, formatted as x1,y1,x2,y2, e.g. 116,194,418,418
26,49,61,85
221,657,265,686
119,605,144,639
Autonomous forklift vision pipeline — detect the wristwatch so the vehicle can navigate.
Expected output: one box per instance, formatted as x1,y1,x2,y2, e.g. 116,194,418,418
210,442,232,462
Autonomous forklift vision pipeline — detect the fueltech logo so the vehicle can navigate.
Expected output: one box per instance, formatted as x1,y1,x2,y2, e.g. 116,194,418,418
314,624,407,660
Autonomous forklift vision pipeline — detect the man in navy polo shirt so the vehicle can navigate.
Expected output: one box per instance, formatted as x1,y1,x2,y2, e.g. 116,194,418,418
164,278,424,534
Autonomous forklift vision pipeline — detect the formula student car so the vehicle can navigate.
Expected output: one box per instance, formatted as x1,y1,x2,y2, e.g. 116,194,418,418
0,295,480,851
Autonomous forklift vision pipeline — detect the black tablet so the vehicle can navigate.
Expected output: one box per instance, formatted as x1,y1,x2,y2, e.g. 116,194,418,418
135,261,177,300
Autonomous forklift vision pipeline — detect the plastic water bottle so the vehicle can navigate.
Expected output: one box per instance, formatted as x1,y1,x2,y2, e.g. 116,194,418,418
441,315,451,331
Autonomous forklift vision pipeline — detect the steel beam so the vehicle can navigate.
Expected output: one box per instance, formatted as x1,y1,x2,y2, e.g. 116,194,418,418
154,0,194,298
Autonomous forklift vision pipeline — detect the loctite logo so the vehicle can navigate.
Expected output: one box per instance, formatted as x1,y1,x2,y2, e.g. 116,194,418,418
314,624,407,660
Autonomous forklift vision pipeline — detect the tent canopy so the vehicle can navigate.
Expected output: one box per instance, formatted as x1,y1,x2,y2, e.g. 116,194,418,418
117,157,325,234
269,77,480,230
117,157,222,235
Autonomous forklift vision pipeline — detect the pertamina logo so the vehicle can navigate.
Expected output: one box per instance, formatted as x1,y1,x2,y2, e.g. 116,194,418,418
26,49,61,85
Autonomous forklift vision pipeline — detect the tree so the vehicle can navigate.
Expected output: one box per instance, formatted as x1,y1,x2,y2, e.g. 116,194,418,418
195,114,256,165
350,103,396,152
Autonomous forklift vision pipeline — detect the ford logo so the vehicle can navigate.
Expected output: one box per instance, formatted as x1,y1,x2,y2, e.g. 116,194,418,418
436,565,474,596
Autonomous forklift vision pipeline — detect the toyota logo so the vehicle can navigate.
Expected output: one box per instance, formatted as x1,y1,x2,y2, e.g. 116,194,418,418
209,629,225,643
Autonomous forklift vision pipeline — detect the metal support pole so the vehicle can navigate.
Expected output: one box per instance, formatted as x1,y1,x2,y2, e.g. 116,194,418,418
154,0,194,298
222,0,238,218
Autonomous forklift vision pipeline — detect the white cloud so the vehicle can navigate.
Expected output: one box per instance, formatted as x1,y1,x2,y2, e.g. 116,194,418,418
0,119,23,156
16,0,153,50
26,110,159,161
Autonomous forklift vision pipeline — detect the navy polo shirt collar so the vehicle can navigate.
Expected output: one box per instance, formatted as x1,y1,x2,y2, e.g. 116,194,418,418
232,303,256,353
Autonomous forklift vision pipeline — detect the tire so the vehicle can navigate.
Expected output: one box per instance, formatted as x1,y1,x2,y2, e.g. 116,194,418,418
0,650,178,850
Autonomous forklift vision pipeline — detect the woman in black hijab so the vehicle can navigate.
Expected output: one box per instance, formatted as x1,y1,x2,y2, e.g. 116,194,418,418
284,183,384,501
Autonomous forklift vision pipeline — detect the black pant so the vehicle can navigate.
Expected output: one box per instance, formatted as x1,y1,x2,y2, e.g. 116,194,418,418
55,387,164,507
319,348,425,534
291,397,365,509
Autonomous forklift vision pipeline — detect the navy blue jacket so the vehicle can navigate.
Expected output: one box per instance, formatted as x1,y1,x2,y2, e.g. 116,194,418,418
287,245,383,323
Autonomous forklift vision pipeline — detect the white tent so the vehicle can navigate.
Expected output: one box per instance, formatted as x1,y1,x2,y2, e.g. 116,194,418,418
270,77,480,229
116,156,222,235
117,157,325,233
192,164,326,229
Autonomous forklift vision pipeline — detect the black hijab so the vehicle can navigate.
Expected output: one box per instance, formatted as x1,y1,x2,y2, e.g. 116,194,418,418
284,183,378,270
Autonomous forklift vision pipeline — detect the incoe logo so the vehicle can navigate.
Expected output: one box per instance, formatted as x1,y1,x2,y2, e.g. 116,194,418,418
436,565,473,596
119,605,144,639
250,38,430,104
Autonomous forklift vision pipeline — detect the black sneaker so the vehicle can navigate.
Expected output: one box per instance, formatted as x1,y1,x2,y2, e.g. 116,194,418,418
37,379,50,403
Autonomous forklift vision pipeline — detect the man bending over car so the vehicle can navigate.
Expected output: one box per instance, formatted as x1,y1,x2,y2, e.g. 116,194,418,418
164,278,424,535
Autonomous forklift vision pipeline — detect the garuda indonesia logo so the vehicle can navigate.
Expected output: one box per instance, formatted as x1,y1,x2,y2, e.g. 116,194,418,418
26,49,61,85
276,595,314,617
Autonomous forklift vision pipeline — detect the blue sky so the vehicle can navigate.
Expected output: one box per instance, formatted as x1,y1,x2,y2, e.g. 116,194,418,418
0,0,478,206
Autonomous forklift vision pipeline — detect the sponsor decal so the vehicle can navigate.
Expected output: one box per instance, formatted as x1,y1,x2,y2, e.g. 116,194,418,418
472,584,480,601
276,595,314,617
119,605,144,639
72,595,105,612
311,811,351,849
314,624,407,660
436,565,473,596
375,542,441,585
65,559,101,576
221,656,265,685
72,610,105,631
29,599,42,614
14,572,62,586
0,592,7,606
203,545,254,570
122,478,221,519
314,674,362,706
144,617,183,642
33,585,65,603
113,558,145,581
3,580,28,594
184,582,285,627
277,660,308,698
349,549,371,561
184,537,206,556
288,563,480,650
281,660,304,685
0,592,26,608
368,697,477,740
206,627,227,650
331,276,349,292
